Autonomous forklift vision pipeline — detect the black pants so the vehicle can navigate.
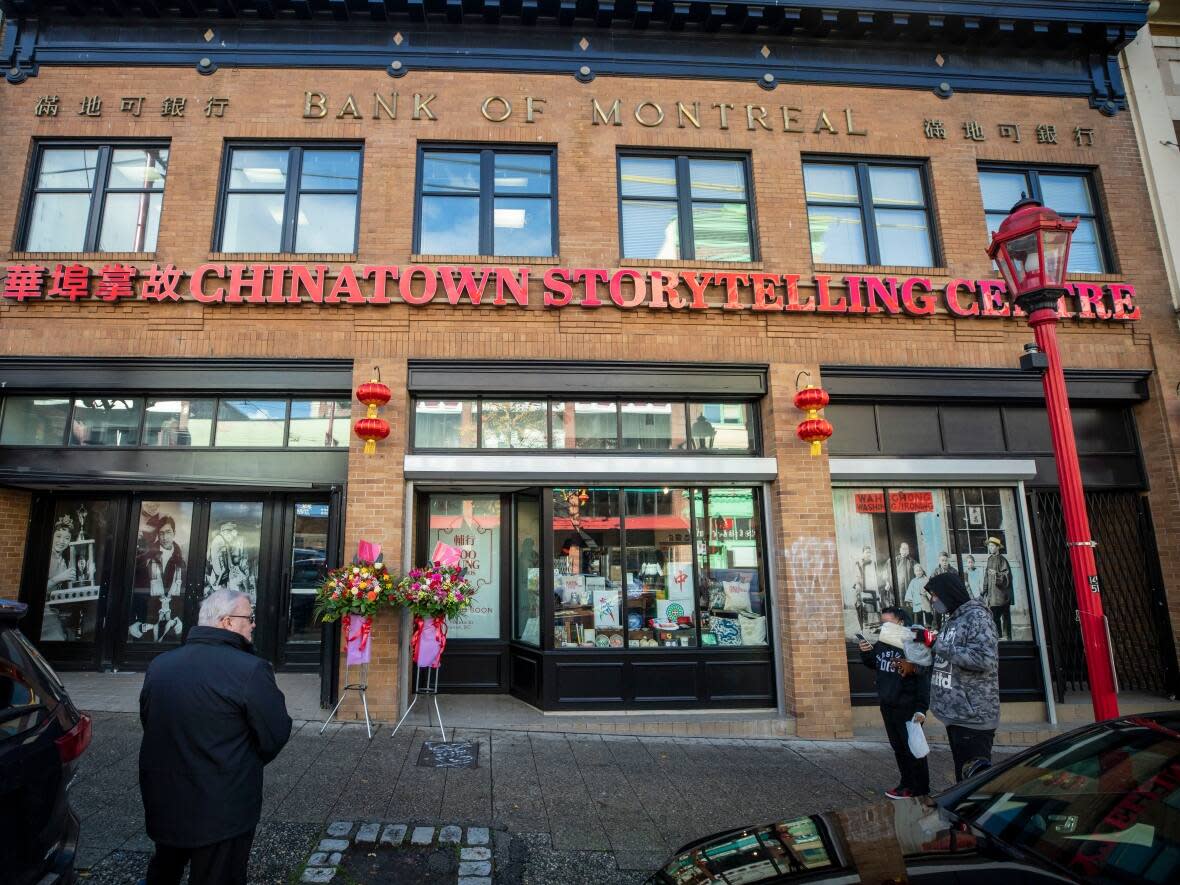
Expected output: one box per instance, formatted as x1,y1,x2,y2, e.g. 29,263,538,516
881,704,930,795
146,829,255,885
991,605,1012,640
946,725,996,782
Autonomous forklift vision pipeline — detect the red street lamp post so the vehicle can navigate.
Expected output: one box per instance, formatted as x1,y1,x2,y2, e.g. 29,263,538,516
987,198,1119,721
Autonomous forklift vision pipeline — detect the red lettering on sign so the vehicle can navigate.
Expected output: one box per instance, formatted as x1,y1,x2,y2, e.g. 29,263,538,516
400,265,436,305
542,267,574,307
901,278,936,316
855,493,885,513
945,279,980,317
783,274,812,312
328,264,365,303
1109,283,1141,321
189,264,224,303
978,279,1011,317
714,272,750,311
648,270,685,309
680,271,713,310
494,267,529,307
362,265,396,304
845,275,867,314
751,273,783,311
816,274,847,313
573,268,609,307
439,266,492,305
609,268,646,309
889,491,934,513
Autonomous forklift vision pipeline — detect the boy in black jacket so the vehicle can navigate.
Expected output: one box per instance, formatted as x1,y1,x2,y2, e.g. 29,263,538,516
858,606,931,798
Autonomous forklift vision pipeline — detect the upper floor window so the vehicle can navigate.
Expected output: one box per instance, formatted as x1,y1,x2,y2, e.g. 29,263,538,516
22,144,169,252
416,147,556,256
804,159,936,267
618,153,755,262
978,166,1108,273
216,144,362,253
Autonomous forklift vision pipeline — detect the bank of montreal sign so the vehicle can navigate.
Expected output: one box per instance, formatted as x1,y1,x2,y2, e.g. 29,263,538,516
0,262,1141,320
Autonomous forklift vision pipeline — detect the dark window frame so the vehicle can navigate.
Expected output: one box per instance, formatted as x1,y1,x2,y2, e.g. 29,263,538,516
18,139,171,253
413,143,558,257
977,162,1112,274
213,142,364,255
616,149,759,262
802,155,940,268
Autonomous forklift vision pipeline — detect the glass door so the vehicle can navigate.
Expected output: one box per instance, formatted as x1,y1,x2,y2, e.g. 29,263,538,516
513,492,541,646
424,494,502,640
278,499,332,670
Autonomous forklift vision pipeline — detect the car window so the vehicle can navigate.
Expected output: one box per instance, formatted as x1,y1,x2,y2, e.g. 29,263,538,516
0,627,64,739
948,717,1180,883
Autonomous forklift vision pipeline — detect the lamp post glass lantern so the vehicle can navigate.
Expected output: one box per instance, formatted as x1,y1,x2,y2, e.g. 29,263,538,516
987,198,1119,721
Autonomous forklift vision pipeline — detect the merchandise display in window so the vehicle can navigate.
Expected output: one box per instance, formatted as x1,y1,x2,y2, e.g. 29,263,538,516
693,488,768,647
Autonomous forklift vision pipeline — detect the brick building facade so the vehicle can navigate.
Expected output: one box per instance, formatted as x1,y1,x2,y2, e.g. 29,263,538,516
1,1,1178,739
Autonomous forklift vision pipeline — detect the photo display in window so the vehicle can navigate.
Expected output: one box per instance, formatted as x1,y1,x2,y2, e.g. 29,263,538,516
41,500,116,643
693,488,768,647
426,494,501,640
203,502,263,603
624,489,696,648
552,488,622,648
833,487,1031,642
128,501,193,644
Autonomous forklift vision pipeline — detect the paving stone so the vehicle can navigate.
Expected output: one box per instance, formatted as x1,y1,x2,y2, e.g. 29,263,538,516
380,824,408,846
316,839,349,853
326,821,353,838
458,860,493,877
410,826,434,845
307,852,330,866
460,847,492,861
328,852,342,865
439,825,463,844
466,827,490,845
457,878,492,885
301,868,336,883
355,822,381,845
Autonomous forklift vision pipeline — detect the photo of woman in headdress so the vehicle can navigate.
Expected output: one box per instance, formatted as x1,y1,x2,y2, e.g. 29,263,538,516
41,515,74,641
40,501,108,643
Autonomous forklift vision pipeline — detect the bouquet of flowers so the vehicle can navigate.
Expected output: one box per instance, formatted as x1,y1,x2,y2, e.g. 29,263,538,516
392,563,475,619
313,560,398,623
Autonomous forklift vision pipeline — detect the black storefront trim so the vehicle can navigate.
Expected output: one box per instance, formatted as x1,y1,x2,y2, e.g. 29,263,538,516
408,360,768,398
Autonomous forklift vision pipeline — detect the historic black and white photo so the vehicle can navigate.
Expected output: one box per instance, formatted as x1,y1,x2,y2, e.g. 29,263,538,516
128,501,193,643
203,502,263,602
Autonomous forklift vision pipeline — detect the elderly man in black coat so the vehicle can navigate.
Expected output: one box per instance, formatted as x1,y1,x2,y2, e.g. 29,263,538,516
139,588,292,885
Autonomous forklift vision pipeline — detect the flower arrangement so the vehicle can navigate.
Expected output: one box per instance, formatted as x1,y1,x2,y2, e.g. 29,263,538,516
313,560,398,623
392,563,476,619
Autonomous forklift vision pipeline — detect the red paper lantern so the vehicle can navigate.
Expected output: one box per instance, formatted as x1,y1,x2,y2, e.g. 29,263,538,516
356,378,392,419
354,416,390,456
793,386,830,413
797,417,834,458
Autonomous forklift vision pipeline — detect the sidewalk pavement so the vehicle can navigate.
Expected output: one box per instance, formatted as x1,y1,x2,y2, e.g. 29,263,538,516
73,709,1012,885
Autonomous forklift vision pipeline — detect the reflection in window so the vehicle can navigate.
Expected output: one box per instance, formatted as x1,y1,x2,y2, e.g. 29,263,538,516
621,402,687,450
143,399,215,447
553,488,622,648
552,402,618,450
69,398,144,446
0,397,71,445
514,497,542,645
214,399,287,447
481,401,547,448
689,403,752,451
414,400,477,448
287,399,351,447
289,502,330,643
694,488,767,647
625,489,696,647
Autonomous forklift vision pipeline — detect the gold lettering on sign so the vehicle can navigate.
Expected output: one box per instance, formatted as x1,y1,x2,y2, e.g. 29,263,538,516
746,104,771,131
592,98,623,126
844,108,867,136
814,110,838,134
413,93,437,120
781,106,804,132
481,96,512,122
713,102,734,130
525,96,545,123
336,95,362,119
303,91,328,119
677,102,700,129
373,93,398,119
634,101,664,127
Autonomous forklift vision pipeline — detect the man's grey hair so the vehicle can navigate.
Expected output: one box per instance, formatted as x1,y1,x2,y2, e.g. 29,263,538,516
199,589,251,627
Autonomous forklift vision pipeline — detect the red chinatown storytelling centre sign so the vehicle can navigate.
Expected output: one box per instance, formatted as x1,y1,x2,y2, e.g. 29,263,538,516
0,262,1141,320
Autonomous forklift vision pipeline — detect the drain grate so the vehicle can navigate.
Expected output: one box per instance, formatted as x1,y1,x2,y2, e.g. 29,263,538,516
416,740,479,769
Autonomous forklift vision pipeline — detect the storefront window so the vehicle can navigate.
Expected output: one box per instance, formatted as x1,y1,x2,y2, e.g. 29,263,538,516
414,400,477,448
832,487,1032,642
288,502,329,643
624,489,696,647
425,494,501,639
69,398,143,447
553,488,622,648
287,399,351,448
0,397,71,445
143,399,215,447
128,501,193,644
40,499,116,643
514,496,541,645
693,489,768,647
481,401,547,449
621,402,687,450
203,501,263,603
552,402,618,449
214,399,287,447
689,403,752,451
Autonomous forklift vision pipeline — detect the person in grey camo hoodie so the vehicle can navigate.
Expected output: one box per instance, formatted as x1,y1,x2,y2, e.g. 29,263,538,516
925,571,1000,782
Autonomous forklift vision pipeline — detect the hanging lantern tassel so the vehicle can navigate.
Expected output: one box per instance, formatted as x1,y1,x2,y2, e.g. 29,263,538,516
354,416,390,456
793,384,833,458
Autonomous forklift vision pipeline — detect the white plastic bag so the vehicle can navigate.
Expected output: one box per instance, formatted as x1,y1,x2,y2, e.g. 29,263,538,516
907,719,930,759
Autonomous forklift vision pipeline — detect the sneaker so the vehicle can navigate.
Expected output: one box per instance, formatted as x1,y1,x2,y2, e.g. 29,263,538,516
885,787,914,800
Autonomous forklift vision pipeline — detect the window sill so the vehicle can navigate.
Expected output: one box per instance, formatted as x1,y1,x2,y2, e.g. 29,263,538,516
409,254,559,265
813,263,949,276
621,257,764,270
208,253,358,262
9,252,156,262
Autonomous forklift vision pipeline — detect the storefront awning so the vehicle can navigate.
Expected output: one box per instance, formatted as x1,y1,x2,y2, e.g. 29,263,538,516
404,454,777,484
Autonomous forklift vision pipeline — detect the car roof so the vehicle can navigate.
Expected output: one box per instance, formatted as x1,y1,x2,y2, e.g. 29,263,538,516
0,598,29,622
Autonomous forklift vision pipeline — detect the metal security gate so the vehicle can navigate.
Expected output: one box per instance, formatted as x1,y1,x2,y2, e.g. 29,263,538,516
1028,490,1179,701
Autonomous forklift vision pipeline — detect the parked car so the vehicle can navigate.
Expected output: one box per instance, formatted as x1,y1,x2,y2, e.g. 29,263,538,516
1,599,91,885
648,712,1180,884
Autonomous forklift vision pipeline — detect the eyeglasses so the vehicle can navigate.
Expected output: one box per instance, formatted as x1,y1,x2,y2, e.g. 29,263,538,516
223,614,256,625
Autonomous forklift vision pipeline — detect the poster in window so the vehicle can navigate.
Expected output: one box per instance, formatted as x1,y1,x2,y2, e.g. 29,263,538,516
41,500,115,643
833,489,893,636
128,501,194,643
428,495,501,639
203,501,263,603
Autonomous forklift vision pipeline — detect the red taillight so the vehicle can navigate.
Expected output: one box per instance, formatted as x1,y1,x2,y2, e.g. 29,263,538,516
55,713,91,764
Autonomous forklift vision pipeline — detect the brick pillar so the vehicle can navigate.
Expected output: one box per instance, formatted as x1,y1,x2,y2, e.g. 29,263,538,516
335,358,409,722
765,363,853,739
0,488,32,601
